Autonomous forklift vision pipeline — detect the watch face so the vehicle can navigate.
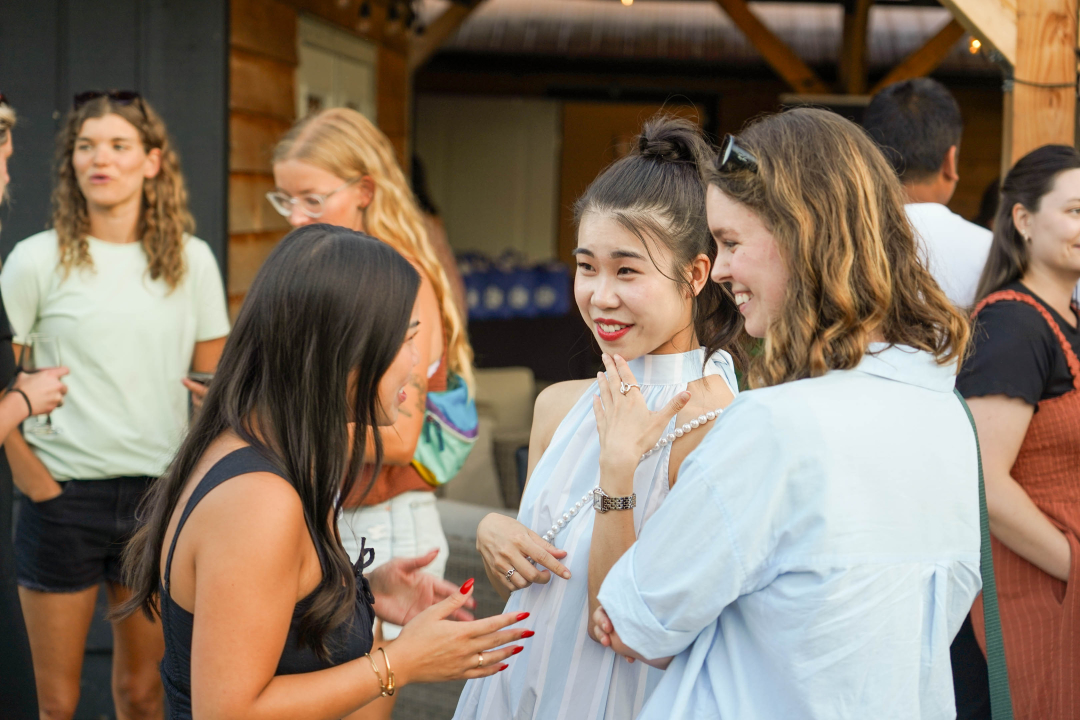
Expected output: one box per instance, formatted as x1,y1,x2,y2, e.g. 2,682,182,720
593,489,604,512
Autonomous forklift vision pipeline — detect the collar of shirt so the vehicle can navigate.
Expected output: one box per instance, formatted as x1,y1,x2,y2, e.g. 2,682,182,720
846,343,957,393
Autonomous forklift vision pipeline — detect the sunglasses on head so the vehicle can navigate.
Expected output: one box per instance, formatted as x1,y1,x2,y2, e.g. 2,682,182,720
73,90,147,118
0,92,9,107
717,134,759,174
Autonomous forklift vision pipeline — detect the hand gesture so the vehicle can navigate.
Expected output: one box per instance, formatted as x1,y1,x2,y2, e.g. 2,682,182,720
477,513,570,594
12,367,69,418
591,604,671,670
369,549,476,625
594,354,689,474
182,377,209,409
389,580,534,685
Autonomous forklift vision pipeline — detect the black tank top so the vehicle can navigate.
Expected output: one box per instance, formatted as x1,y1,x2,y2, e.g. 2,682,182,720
159,447,375,719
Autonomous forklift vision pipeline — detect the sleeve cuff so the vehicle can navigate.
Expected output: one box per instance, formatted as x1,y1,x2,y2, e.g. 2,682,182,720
597,544,700,661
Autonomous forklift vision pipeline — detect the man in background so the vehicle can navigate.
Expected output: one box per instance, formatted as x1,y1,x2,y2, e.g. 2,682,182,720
864,78,992,309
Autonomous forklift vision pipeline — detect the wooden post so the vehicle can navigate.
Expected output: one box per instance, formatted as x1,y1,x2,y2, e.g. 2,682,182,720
839,0,872,95
1009,0,1078,164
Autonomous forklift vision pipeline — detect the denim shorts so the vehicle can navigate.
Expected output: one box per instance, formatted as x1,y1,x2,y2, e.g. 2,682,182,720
338,490,449,639
15,476,154,593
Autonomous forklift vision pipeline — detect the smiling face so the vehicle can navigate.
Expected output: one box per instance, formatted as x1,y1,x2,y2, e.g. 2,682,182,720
1016,168,1080,281
272,159,373,231
707,185,789,339
374,302,421,426
574,212,707,358
71,113,160,214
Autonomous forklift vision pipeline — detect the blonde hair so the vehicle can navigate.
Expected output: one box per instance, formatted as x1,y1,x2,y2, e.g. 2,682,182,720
0,102,15,230
52,95,193,289
274,108,474,389
704,108,969,389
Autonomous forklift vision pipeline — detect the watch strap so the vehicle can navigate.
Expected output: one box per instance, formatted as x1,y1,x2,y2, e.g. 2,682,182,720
593,487,636,513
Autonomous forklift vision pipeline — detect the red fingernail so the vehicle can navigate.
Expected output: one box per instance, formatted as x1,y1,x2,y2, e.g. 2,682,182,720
516,612,530,621
498,664,508,671
511,645,523,655
521,630,535,638
460,578,474,594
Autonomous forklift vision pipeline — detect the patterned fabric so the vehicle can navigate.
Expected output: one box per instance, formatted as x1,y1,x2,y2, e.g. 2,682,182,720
969,290,1080,720
453,348,738,720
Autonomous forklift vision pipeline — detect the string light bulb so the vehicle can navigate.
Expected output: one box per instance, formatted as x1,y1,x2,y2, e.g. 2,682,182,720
621,0,633,5
969,38,982,54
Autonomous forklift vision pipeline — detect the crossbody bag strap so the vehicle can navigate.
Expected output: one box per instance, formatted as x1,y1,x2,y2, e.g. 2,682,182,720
953,388,1013,720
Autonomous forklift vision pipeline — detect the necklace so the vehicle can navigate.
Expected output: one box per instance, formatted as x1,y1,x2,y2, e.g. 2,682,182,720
540,407,724,543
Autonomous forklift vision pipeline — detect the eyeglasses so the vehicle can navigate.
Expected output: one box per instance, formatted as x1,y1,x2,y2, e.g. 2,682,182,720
717,134,758,174
265,177,361,219
73,90,147,119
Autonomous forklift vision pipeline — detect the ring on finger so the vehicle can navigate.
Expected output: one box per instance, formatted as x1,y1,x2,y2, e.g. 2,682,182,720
476,652,484,668
505,567,516,581
619,381,641,396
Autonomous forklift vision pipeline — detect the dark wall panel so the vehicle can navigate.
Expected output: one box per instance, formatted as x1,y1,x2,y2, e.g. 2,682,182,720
0,0,228,277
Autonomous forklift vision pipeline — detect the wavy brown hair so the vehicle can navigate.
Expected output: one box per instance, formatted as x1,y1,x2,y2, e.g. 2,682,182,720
274,108,474,390
704,108,969,388
52,95,192,289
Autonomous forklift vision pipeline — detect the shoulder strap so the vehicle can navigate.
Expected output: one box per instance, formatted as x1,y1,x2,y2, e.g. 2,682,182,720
953,388,1014,720
163,446,285,589
974,290,1080,391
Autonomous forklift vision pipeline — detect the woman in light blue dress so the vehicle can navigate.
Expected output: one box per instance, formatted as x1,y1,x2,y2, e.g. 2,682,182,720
455,118,743,720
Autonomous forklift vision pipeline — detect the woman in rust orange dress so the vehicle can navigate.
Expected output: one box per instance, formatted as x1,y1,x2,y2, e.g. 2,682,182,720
959,144,1080,718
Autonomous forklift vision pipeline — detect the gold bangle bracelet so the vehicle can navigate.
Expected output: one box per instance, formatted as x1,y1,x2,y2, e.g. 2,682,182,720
378,647,396,696
364,653,390,697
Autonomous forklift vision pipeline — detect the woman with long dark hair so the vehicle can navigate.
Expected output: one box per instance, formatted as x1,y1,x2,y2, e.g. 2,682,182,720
958,145,1080,719
456,117,742,719
117,224,528,720
1,91,229,720
270,112,476,720
589,108,980,718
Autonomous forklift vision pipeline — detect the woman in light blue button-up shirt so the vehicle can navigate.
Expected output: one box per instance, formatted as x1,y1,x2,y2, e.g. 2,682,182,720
589,108,983,719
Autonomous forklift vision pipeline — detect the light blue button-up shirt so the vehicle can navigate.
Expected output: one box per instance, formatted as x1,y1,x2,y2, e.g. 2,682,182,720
598,345,982,720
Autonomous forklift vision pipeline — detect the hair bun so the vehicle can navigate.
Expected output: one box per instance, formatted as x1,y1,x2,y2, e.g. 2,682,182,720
636,116,707,165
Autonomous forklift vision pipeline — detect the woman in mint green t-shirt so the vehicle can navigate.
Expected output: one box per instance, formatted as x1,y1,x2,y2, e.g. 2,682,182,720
0,92,229,720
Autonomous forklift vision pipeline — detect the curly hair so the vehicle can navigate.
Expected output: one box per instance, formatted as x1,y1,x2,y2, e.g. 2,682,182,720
51,95,192,289
274,108,474,390
704,108,969,389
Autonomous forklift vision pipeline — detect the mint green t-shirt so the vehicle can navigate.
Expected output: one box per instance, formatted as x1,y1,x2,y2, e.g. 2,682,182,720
0,230,230,480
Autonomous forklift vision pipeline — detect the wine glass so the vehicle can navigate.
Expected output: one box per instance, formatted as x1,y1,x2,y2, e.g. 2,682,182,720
18,334,62,435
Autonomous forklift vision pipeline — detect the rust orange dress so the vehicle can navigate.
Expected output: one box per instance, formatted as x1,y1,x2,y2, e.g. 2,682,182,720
968,289,1080,719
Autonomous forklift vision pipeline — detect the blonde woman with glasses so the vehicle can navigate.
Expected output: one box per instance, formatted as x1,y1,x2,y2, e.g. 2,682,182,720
271,108,473,720
2,91,229,720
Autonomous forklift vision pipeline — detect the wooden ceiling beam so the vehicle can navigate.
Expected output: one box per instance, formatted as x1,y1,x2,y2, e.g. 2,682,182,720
838,0,873,94
869,18,966,94
408,1,482,73
712,0,830,95
938,0,1017,66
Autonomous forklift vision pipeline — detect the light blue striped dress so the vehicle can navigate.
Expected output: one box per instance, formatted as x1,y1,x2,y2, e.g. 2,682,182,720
454,347,738,720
